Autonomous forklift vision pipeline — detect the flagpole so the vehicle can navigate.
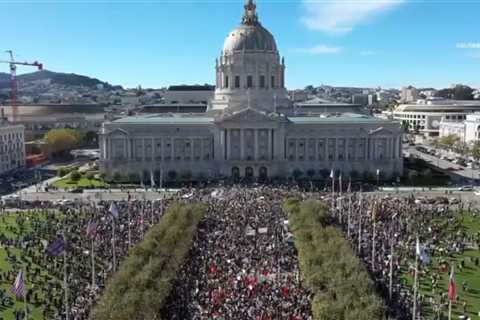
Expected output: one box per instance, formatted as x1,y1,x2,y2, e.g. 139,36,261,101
389,235,394,301
63,232,69,320
23,267,28,320
91,237,95,288
128,204,132,248
358,193,362,254
372,217,376,272
331,170,335,216
412,238,419,320
112,217,117,273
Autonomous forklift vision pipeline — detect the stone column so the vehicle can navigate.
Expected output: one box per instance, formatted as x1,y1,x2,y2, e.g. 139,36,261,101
240,129,244,160
266,129,271,160
254,129,258,161
151,138,155,160
227,130,232,160
190,138,194,160
325,139,328,160
335,138,338,161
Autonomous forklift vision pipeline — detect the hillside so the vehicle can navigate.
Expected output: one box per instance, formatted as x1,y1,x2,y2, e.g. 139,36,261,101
0,70,116,90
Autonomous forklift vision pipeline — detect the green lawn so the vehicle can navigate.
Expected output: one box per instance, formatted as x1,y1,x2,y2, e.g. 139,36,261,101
401,214,480,319
0,212,63,320
52,177,107,189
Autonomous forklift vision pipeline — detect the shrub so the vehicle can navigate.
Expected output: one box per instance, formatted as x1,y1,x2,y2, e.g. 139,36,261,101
85,172,95,180
284,199,384,320
93,203,206,320
70,170,81,182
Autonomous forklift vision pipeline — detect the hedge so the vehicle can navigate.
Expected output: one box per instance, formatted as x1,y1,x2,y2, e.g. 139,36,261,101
284,199,385,320
93,203,207,320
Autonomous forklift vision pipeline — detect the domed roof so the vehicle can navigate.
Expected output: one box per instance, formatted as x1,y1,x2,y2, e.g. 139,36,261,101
222,0,278,54
223,24,277,53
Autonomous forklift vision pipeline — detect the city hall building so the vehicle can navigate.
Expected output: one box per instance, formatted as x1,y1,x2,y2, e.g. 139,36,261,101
99,1,403,181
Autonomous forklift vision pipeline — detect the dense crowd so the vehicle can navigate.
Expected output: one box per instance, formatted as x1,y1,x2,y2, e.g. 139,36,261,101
163,186,313,319
0,183,479,319
331,190,480,319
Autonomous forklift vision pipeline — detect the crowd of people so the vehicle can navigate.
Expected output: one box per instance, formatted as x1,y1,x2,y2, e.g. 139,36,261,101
163,186,312,319
0,194,175,319
0,183,479,319
330,189,480,319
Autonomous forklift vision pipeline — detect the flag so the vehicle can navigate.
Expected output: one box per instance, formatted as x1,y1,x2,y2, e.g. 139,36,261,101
86,220,97,239
11,271,25,298
448,266,456,301
416,239,431,264
150,170,155,188
330,169,334,179
46,235,66,257
109,202,119,219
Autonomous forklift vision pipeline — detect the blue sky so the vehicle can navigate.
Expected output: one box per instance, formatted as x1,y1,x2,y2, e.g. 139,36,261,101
0,0,479,89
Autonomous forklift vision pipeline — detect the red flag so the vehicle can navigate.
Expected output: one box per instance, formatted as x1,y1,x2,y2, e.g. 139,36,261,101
448,266,456,301
210,263,218,274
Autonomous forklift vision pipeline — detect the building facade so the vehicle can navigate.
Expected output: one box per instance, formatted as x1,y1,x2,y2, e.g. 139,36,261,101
393,100,480,137
99,1,403,181
0,118,25,175
439,119,465,142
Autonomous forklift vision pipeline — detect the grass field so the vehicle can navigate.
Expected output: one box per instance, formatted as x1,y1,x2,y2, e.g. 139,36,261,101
52,177,107,189
402,214,480,319
0,212,62,320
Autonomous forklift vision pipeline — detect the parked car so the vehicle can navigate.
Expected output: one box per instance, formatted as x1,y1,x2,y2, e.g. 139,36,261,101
458,185,474,191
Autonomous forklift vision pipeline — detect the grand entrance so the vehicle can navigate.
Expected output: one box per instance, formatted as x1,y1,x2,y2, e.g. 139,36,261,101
231,167,240,180
258,166,268,181
245,167,254,179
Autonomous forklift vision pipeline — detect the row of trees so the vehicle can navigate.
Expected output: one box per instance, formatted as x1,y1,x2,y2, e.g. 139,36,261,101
435,135,480,161
94,203,207,320
42,128,97,158
283,199,384,320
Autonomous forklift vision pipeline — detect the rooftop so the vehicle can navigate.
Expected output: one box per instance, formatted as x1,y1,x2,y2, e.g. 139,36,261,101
111,113,393,125
288,113,393,124
112,114,214,125
167,85,215,92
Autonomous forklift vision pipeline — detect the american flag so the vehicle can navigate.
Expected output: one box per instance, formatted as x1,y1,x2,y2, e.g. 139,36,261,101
86,220,97,239
46,235,66,257
11,271,26,298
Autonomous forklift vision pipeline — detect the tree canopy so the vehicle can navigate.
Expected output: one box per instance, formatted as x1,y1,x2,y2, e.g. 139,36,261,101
43,128,84,156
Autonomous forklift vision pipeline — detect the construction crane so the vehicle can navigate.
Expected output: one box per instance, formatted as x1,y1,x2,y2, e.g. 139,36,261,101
0,50,43,123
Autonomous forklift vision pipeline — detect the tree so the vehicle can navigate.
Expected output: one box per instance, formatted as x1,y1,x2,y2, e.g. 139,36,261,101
306,169,316,179
453,85,474,100
470,141,480,162
70,170,81,182
83,131,98,146
43,128,84,157
292,169,303,181
439,134,460,150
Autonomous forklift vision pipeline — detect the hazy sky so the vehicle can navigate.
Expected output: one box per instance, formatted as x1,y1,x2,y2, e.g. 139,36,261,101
1,0,479,89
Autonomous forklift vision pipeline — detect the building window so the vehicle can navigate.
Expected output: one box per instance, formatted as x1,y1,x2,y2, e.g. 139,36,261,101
235,76,240,88
271,76,275,88
259,75,265,88
225,75,229,89
247,75,253,88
